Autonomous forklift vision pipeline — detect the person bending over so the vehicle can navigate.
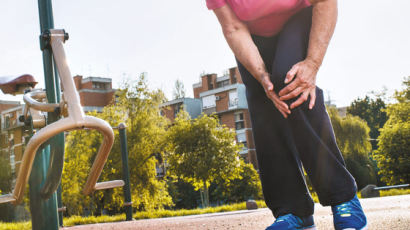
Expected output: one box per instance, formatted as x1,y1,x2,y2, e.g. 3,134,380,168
205,0,367,229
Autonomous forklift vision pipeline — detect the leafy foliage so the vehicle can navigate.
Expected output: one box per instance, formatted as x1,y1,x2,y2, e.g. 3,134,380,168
347,95,388,150
374,77,410,185
328,108,377,189
211,160,263,204
172,79,186,99
166,112,243,207
62,74,173,215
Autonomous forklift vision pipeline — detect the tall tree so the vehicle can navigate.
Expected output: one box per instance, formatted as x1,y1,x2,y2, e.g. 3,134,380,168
374,77,410,185
172,79,186,99
328,108,377,189
62,73,173,215
166,112,242,207
211,161,263,204
347,95,388,150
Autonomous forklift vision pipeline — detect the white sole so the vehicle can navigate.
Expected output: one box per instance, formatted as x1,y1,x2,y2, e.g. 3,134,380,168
342,223,368,230
304,226,317,230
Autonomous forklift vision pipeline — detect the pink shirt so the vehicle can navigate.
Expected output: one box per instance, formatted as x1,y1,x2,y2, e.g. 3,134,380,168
206,0,311,37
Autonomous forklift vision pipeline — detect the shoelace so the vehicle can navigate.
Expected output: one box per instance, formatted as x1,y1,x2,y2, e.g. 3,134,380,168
275,214,303,226
335,203,352,217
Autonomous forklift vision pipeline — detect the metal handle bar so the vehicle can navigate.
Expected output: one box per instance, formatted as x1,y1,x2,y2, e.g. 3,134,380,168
11,116,114,203
23,89,60,114
0,29,116,204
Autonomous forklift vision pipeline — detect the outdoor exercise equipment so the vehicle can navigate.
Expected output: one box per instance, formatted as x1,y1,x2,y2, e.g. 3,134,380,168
0,0,132,229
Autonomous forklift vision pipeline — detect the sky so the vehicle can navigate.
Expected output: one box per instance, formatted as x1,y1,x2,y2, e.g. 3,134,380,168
0,0,409,107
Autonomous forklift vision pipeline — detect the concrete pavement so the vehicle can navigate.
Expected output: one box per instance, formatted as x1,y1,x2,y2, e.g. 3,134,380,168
64,194,410,230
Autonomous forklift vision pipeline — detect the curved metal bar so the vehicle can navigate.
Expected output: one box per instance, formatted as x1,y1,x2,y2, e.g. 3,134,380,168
2,30,116,205
12,115,114,204
23,90,59,113
13,117,73,204
81,116,114,195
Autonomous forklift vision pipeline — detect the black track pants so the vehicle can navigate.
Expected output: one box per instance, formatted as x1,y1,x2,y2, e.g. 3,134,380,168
236,7,357,218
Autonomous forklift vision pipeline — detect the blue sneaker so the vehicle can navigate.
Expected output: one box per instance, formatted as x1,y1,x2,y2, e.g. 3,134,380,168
332,195,368,230
266,214,316,230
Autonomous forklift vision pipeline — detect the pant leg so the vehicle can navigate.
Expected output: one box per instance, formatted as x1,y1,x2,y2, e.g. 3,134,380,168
272,7,357,206
237,36,315,217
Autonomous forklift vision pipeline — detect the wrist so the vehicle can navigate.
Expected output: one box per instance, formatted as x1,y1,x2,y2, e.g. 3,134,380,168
258,72,270,83
305,57,321,70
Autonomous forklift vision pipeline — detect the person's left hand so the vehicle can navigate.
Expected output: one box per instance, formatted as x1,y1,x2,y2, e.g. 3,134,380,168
278,59,320,110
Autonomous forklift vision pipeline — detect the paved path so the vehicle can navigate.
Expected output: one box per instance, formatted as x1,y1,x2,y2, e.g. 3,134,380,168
64,195,410,230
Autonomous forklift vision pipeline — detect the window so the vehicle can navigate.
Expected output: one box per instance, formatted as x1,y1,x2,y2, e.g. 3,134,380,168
217,115,222,125
229,90,238,109
237,132,248,150
202,95,216,109
216,80,229,88
174,104,182,118
235,112,244,130
231,74,237,84
92,82,108,90
4,115,10,129
207,75,214,90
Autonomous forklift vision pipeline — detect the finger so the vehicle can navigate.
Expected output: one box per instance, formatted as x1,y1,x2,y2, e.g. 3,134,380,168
267,92,291,115
290,91,309,109
279,80,300,97
284,65,298,84
309,88,316,110
279,109,288,118
280,86,304,101
275,103,289,118
272,93,291,114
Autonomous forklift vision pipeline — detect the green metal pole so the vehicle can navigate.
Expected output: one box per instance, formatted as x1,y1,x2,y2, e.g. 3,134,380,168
27,0,61,229
57,185,64,226
118,123,133,221
28,148,59,230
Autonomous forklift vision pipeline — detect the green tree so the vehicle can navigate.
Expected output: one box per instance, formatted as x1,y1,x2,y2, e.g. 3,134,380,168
62,73,173,215
166,112,242,207
347,95,388,150
328,108,377,189
166,178,201,209
211,161,263,204
374,77,410,185
172,79,186,99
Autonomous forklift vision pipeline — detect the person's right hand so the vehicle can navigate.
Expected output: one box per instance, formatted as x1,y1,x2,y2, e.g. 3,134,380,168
260,73,291,118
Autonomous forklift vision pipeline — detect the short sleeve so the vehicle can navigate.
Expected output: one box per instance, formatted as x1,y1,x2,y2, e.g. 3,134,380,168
206,0,227,10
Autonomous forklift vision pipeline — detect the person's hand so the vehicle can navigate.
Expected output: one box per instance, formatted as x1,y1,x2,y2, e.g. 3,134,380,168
278,59,319,110
260,73,291,118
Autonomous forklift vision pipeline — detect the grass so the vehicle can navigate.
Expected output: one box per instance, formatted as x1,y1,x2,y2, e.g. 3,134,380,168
0,221,31,230
0,200,267,230
2,190,410,230
379,188,410,197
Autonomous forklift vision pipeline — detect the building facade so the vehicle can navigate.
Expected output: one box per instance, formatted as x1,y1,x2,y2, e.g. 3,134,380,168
160,67,258,169
73,75,116,113
193,67,257,168
159,98,202,122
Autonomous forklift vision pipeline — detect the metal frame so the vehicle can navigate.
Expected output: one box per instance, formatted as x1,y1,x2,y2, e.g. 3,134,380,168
0,29,118,205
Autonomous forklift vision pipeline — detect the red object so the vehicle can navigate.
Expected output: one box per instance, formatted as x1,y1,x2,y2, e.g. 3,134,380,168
0,74,37,95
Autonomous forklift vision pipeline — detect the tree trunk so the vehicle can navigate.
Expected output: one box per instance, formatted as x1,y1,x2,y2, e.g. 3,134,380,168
203,180,209,208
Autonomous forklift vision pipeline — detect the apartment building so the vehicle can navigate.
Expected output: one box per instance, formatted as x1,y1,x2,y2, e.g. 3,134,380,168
159,98,202,122
193,67,257,168
73,75,116,112
0,104,25,183
160,67,258,169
